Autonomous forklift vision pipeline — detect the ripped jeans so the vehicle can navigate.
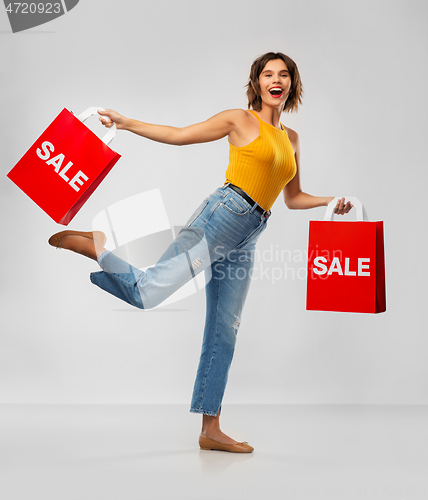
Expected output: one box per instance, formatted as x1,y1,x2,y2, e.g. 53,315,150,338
90,183,270,416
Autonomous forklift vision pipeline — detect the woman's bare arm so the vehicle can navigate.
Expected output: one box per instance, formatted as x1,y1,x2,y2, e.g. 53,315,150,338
98,108,246,146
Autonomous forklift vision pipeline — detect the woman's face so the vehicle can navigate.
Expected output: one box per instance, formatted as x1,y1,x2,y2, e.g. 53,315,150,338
258,59,292,110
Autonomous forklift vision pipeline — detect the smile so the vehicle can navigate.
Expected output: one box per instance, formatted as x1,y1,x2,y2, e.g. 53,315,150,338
268,87,284,98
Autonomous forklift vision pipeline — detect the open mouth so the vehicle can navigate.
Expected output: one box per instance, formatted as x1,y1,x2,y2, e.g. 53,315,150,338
268,88,284,98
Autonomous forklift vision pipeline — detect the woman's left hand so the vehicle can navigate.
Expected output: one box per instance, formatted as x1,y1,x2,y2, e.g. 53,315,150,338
333,197,353,215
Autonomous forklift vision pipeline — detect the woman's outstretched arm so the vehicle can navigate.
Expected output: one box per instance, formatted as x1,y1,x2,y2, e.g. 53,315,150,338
98,108,244,146
283,129,353,215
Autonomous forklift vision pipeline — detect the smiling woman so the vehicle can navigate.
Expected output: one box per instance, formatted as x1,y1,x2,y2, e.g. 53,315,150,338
48,51,353,453
247,52,303,113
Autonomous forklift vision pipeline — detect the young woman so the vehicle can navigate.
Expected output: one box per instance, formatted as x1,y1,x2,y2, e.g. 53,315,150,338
49,52,352,453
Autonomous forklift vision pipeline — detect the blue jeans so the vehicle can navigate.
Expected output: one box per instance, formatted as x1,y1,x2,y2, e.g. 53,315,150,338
90,184,270,415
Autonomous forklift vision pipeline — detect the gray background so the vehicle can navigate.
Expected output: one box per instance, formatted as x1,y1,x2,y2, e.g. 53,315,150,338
0,0,426,406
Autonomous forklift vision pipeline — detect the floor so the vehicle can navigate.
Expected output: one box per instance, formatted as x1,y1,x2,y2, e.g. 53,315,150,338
1,404,427,500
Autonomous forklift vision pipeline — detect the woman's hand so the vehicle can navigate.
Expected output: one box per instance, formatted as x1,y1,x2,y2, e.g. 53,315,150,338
98,109,128,130
326,196,353,215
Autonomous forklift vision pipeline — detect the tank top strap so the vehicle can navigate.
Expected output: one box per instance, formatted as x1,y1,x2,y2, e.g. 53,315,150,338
248,109,262,123
248,110,266,138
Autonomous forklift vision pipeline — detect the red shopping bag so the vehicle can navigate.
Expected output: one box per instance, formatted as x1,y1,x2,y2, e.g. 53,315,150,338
7,107,120,225
306,197,386,313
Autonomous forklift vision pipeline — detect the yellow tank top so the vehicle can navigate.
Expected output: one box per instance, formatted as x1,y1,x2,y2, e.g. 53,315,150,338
224,110,297,211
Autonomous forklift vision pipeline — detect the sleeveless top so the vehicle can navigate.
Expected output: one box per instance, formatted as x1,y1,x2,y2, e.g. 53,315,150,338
224,110,297,211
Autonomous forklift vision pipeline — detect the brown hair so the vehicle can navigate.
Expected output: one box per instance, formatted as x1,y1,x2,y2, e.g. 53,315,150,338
246,52,303,113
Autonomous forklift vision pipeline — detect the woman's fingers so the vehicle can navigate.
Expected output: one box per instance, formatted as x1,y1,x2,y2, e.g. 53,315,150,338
100,118,114,128
334,197,345,214
334,198,354,215
98,110,113,127
98,109,121,128
98,113,112,125
344,201,353,213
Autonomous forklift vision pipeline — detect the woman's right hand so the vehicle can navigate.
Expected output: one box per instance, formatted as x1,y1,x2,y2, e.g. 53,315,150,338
98,109,127,130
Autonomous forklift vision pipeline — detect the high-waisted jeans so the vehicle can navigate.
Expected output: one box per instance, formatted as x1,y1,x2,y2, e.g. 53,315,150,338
90,183,270,416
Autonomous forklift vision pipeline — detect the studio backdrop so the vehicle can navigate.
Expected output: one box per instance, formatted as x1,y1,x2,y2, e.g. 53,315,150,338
0,0,426,405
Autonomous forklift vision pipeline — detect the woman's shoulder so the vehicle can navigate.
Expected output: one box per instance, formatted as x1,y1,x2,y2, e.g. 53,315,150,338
283,125,299,139
224,109,259,147
283,126,299,153
283,126,299,142
217,109,257,128
222,108,253,119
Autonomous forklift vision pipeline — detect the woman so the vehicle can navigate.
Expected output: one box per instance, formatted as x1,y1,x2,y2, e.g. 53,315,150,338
49,52,352,453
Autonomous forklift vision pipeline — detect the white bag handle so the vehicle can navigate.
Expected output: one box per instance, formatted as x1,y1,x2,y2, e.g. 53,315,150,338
324,196,369,221
76,107,116,146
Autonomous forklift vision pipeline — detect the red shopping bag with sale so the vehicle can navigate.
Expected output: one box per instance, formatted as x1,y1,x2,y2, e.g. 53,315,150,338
306,197,386,313
7,107,120,225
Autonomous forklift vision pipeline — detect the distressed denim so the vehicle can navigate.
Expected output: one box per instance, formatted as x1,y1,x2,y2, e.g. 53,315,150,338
90,184,270,415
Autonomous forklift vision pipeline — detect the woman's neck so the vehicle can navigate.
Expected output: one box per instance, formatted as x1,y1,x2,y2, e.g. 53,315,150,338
255,106,283,130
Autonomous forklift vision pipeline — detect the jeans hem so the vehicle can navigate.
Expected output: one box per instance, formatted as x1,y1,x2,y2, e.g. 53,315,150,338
89,272,99,284
189,408,218,416
97,249,111,267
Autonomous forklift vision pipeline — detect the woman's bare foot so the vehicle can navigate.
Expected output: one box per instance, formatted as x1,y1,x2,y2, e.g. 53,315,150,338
50,234,106,261
202,412,239,445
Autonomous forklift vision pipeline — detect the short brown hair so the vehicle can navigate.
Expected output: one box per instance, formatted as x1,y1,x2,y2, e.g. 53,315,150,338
246,52,303,113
